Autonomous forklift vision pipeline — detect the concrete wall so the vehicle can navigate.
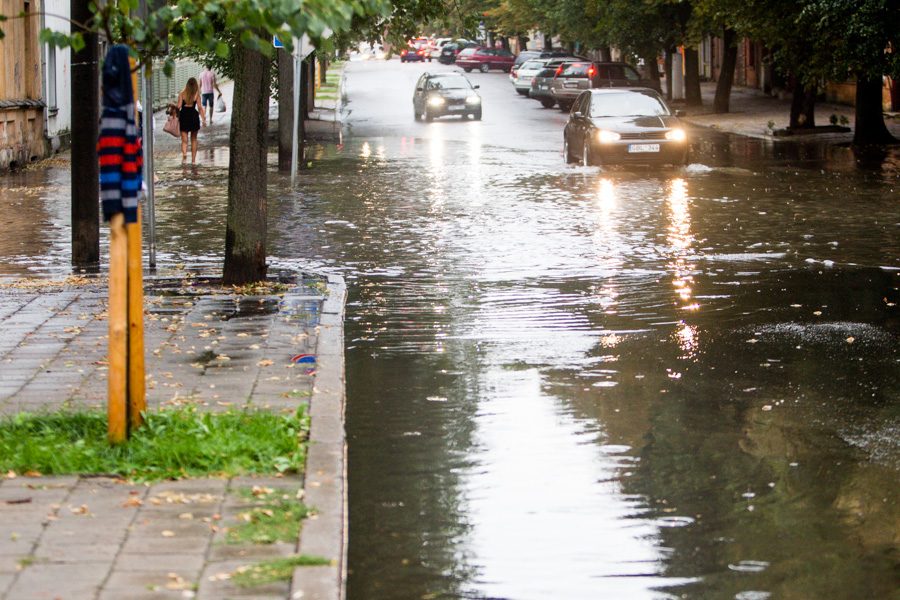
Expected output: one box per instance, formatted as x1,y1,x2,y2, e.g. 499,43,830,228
0,0,46,169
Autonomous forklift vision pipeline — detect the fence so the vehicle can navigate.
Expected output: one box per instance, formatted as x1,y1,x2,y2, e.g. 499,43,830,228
137,58,229,111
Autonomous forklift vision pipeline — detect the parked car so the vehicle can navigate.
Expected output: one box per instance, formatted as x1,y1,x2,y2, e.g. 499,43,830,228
528,57,581,107
413,72,482,121
511,58,550,95
552,61,657,111
400,46,428,62
429,37,453,61
513,49,580,68
456,47,515,73
563,88,688,166
438,41,477,64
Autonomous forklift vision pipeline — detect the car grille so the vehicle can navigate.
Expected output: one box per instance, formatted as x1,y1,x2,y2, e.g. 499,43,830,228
618,131,665,140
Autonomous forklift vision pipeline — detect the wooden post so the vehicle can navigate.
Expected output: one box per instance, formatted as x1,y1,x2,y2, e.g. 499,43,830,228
108,212,128,443
127,207,145,431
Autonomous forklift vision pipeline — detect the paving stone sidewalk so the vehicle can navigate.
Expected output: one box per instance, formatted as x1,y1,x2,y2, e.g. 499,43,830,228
0,274,348,600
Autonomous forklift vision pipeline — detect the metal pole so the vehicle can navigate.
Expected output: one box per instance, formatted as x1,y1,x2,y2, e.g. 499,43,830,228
290,46,301,186
141,64,157,268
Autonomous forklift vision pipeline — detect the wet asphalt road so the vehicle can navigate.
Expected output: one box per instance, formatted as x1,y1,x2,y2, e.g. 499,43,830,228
0,57,898,600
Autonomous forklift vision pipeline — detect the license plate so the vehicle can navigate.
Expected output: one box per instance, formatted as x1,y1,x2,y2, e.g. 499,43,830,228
540,85,548,90
447,105,465,111
628,144,660,153
564,82,579,88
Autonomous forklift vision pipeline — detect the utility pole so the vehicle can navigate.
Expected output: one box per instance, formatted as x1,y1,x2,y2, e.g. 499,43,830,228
70,0,99,268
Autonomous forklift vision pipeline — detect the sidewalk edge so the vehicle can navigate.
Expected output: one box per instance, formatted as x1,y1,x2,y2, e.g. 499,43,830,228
291,273,348,600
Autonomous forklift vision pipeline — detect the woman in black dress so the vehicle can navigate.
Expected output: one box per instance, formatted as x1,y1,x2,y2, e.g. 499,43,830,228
177,77,205,163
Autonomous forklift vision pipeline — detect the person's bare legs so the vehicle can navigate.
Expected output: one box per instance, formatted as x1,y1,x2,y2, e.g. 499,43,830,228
191,131,199,164
180,131,188,161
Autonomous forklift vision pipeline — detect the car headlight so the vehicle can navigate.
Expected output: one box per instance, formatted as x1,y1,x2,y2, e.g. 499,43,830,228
466,96,481,104
597,130,621,143
427,96,445,107
665,128,687,142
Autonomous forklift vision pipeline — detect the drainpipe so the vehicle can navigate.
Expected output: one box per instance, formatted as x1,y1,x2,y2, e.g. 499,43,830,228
40,0,51,147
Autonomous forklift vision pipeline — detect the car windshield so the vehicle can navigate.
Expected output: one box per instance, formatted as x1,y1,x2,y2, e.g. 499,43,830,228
561,63,591,77
590,92,670,117
521,60,547,70
427,77,471,90
596,64,642,81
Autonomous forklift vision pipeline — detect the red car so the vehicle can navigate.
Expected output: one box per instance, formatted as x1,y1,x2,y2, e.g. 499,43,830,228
400,47,427,62
455,47,515,73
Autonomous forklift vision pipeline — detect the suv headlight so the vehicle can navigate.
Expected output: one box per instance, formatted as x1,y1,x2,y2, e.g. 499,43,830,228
428,96,445,107
665,128,686,141
597,130,621,143
466,96,481,104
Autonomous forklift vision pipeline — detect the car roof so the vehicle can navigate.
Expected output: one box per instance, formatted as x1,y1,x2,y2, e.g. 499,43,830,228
584,87,663,99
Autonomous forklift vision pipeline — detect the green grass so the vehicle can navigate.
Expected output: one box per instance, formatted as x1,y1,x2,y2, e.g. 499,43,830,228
0,406,309,481
227,491,311,544
232,555,331,588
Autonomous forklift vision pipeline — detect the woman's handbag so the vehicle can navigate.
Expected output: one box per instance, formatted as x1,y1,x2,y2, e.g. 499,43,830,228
215,95,226,113
163,110,180,137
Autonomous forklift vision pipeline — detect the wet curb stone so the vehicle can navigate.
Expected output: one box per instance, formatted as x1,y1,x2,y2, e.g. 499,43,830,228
291,274,348,600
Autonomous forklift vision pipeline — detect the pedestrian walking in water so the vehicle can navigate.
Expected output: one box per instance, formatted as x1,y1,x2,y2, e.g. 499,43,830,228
198,66,222,126
177,77,204,164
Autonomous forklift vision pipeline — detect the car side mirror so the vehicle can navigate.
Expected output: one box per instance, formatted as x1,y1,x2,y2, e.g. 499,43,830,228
473,85,480,89
573,111,583,119
675,109,686,117
416,87,424,92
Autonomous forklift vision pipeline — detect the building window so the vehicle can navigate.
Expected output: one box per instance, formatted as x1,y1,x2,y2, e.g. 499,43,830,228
47,45,58,109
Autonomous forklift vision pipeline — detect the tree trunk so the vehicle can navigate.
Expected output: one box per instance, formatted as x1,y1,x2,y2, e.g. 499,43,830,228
319,55,327,84
713,28,737,113
788,78,817,129
277,48,293,171
683,46,702,106
517,35,528,51
501,37,510,51
664,50,673,101
853,75,897,145
300,58,310,120
223,44,270,285
597,46,611,62
642,51,661,93
70,0,99,268
543,33,552,51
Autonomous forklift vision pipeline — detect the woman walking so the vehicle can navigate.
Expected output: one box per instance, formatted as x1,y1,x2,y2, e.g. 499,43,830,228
177,77,204,163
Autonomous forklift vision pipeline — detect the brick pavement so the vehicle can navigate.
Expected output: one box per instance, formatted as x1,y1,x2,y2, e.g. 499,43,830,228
0,274,349,600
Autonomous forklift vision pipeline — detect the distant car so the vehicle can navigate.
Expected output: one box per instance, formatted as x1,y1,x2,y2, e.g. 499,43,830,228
400,47,427,62
438,41,477,64
528,57,581,107
513,49,581,68
563,88,689,166
511,58,549,95
456,47,515,73
429,37,453,61
413,72,482,121
551,61,656,111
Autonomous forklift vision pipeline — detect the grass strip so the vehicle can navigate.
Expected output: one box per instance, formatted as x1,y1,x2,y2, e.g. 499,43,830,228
0,406,308,482
232,555,331,588
227,490,311,544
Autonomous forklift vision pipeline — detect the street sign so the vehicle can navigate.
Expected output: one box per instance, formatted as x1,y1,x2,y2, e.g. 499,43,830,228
274,36,285,48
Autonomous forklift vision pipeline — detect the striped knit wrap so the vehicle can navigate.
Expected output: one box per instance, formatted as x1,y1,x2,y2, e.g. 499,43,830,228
99,103,143,223
98,44,142,224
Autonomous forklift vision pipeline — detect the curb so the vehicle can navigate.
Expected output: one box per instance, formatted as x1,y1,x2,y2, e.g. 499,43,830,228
291,273,348,600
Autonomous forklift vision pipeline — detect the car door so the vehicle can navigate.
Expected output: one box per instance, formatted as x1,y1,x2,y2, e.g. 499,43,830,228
568,92,590,150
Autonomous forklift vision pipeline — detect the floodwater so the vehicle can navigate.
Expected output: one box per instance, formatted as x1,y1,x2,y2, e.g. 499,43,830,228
2,60,899,599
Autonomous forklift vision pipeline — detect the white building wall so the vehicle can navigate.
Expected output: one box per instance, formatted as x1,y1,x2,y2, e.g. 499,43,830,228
42,0,71,149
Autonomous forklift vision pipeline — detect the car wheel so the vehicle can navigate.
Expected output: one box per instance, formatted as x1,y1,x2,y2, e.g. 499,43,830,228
559,103,571,112
582,141,593,167
424,109,434,122
464,68,472,73
516,89,528,96
414,107,421,121
479,63,490,73
540,98,555,109
472,109,482,121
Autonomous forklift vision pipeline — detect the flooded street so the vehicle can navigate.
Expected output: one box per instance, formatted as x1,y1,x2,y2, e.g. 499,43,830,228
2,59,899,598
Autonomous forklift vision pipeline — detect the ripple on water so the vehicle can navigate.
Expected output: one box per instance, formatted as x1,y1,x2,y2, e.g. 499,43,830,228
735,592,772,600
656,516,696,528
728,560,770,573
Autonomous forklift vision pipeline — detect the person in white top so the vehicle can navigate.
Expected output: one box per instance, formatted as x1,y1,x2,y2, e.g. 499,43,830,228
198,66,222,126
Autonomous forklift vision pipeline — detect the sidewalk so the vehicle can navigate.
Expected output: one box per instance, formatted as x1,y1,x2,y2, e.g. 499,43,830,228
681,81,900,142
0,76,349,599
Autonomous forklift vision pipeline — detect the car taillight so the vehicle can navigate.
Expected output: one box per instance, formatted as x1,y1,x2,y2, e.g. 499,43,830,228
418,50,425,55
401,50,407,56
588,66,595,77
555,66,563,76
